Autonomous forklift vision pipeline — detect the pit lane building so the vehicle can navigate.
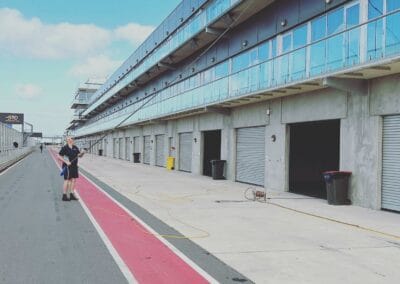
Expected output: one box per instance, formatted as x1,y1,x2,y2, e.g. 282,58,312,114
67,0,400,212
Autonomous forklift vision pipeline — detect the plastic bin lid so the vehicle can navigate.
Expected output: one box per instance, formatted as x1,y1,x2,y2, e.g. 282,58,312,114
323,171,352,176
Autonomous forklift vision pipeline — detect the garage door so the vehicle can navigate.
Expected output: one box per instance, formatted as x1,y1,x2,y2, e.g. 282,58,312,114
125,137,130,161
179,132,192,172
156,135,165,167
382,115,400,212
103,139,107,156
119,138,123,159
144,136,151,164
236,126,265,186
113,138,117,158
133,137,140,153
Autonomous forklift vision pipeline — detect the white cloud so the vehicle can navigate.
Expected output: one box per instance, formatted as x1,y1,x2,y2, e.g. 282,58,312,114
0,8,110,59
68,55,122,79
114,23,154,46
15,83,43,99
0,8,155,59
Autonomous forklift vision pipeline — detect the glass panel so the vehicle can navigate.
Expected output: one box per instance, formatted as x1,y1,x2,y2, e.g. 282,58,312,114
250,47,258,65
293,24,307,48
346,4,360,65
327,34,344,70
271,38,277,58
232,51,250,73
327,8,344,35
282,33,292,52
215,61,229,79
368,0,383,19
258,42,269,61
367,19,384,60
386,12,400,56
292,48,306,80
311,15,326,42
259,61,270,89
387,0,400,12
346,4,359,28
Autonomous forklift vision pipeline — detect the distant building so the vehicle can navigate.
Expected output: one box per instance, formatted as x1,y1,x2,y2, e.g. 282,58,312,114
67,0,400,212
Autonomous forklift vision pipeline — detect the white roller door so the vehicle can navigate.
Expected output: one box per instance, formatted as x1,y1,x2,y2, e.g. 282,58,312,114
119,138,123,159
125,137,130,161
382,115,400,212
179,133,192,172
113,138,117,158
156,135,165,167
134,137,140,153
236,126,265,186
143,136,151,164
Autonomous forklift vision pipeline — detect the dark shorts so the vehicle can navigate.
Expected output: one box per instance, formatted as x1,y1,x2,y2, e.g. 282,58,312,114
63,164,79,180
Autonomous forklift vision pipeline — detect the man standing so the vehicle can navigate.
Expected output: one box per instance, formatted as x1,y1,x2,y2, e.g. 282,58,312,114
57,137,85,201
40,144,43,153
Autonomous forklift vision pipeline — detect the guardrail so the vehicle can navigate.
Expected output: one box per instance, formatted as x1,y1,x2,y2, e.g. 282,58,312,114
0,147,35,172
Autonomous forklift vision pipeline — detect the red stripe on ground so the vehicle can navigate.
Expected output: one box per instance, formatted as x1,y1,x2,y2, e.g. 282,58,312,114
50,150,208,284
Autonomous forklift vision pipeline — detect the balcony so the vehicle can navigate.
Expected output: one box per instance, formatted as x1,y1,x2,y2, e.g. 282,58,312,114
70,114,87,124
71,97,90,109
70,7,400,137
82,0,276,118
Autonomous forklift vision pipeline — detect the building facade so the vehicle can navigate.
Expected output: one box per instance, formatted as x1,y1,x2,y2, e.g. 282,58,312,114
68,0,400,212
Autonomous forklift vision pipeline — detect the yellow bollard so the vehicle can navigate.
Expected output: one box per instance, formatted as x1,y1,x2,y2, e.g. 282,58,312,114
166,156,175,170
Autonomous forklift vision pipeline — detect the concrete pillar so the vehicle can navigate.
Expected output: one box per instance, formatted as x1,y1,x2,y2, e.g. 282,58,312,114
265,99,289,192
340,92,382,209
191,118,202,175
222,115,235,181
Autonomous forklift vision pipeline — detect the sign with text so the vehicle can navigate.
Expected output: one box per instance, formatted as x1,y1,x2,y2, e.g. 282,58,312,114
0,113,24,124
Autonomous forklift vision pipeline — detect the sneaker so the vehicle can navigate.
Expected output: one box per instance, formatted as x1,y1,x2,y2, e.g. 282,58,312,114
62,194,70,201
69,193,79,201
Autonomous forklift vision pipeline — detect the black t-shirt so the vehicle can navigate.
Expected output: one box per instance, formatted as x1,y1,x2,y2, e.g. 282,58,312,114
59,145,80,167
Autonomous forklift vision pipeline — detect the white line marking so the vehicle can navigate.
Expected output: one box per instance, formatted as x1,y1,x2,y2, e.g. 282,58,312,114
48,150,137,284
79,170,218,284
0,156,27,176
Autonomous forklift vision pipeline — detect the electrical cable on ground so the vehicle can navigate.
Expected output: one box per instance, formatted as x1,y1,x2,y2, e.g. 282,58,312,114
243,188,400,241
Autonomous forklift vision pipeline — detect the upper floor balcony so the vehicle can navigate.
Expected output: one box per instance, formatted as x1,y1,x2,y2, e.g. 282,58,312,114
82,0,275,118
70,2,400,137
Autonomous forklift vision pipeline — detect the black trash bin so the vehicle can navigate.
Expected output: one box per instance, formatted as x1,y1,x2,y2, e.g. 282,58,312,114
323,171,352,205
98,149,103,156
211,160,226,180
133,153,140,163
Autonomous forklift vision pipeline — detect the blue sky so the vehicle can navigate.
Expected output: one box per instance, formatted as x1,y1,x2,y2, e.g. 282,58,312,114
0,0,180,136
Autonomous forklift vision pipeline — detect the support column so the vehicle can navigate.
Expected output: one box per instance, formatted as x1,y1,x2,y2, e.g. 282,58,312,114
265,99,289,192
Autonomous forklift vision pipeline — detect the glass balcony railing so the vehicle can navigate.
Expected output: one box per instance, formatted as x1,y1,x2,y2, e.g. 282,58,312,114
72,8,400,137
83,0,242,116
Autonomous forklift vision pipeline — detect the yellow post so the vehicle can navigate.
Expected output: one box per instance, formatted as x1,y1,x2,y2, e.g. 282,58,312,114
166,156,175,170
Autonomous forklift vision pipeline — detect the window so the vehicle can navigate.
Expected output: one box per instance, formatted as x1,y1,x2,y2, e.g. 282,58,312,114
327,7,344,35
258,42,269,61
232,51,250,73
215,61,228,79
387,0,400,12
293,24,307,48
368,0,383,19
